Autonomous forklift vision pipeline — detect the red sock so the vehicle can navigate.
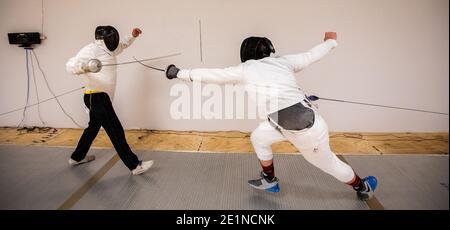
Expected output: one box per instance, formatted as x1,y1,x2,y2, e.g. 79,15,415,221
348,175,365,191
261,163,275,180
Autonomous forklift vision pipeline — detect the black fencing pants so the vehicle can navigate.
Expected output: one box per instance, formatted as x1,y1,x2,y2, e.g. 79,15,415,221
71,93,140,170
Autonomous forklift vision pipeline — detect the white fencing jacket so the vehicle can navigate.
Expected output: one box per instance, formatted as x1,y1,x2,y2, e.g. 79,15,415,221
66,36,136,99
177,39,338,115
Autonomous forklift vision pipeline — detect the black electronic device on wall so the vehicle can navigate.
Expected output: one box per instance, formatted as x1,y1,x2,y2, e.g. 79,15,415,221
8,32,41,48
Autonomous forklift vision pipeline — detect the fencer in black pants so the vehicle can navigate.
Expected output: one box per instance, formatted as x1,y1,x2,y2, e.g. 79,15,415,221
66,26,152,175
71,93,139,170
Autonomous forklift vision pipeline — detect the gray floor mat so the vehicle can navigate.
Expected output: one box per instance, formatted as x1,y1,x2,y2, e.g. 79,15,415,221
345,155,449,210
1,145,447,210
73,151,368,210
0,145,115,210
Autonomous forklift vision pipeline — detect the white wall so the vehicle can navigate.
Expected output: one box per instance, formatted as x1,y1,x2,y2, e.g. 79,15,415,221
0,0,448,132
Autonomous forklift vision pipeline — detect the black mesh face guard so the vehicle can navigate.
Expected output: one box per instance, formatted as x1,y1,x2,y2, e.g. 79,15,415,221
240,37,275,62
95,26,120,51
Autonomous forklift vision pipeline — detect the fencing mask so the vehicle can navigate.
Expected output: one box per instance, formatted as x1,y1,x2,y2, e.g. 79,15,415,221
240,37,275,63
95,26,119,52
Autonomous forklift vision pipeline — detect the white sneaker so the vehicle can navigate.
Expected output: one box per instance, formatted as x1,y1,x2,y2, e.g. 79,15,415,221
68,155,95,166
131,160,154,175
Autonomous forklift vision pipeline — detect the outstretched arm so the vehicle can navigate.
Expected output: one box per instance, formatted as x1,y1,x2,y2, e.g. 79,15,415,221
166,64,245,84
114,28,141,55
282,32,338,72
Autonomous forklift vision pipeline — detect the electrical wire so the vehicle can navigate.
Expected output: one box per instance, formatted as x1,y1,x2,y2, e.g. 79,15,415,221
31,50,84,127
18,49,31,127
309,95,449,116
199,19,203,62
41,0,45,35
29,49,46,126
0,87,84,117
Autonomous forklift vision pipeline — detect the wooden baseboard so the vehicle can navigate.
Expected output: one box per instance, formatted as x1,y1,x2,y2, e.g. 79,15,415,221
0,128,448,155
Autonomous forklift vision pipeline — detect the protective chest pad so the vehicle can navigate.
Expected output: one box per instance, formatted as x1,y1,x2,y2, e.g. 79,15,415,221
269,102,315,131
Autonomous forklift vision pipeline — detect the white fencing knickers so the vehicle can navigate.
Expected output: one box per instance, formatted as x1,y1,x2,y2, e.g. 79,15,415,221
250,113,355,183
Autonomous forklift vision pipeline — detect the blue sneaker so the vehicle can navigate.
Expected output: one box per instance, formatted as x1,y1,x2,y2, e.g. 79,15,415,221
357,176,378,201
247,172,280,193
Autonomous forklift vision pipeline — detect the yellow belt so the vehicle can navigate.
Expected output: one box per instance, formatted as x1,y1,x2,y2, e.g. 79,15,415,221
84,90,102,94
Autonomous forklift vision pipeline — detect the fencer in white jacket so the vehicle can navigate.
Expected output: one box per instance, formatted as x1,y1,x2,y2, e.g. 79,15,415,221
66,26,153,175
66,29,136,99
166,32,377,200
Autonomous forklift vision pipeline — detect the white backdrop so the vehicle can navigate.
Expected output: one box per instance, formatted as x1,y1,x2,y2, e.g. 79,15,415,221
0,0,448,132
